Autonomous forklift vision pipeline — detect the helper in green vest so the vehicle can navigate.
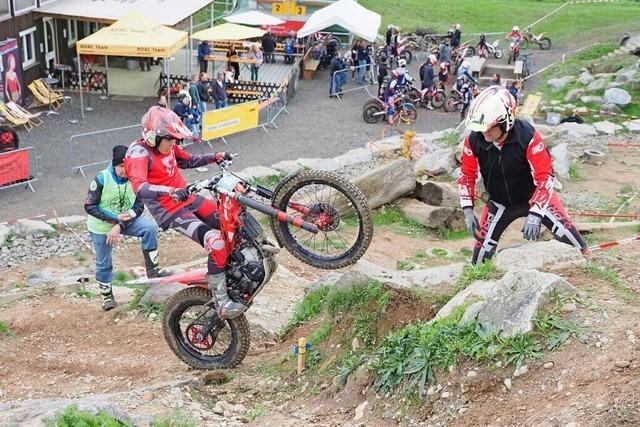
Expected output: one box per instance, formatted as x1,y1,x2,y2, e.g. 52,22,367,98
84,145,167,310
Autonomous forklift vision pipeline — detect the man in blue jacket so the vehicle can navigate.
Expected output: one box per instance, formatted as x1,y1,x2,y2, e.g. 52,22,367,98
84,145,168,310
198,40,211,74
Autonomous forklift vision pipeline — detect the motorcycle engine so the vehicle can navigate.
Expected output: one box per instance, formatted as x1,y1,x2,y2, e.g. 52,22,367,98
227,212,268,300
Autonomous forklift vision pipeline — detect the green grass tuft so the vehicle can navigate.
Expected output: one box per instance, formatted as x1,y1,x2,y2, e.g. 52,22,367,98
251,173,285,189
277,286,330,340
113,270,133,287
336,351,367,386
151,407,196,427
568,164,584,182
73,251,87,263
0,320,14,337
247,403,267,421
309,321,333,346
373,205,429,237
76,286,96,299
44,404,131,427
584,262,639,303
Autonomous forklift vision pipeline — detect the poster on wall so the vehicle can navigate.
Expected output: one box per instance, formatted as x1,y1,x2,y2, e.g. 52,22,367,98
0,39,24,105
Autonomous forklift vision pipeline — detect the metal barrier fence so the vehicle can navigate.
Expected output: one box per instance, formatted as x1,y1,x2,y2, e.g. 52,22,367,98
68,124,141,178
331,63,377,100
0,147,39,193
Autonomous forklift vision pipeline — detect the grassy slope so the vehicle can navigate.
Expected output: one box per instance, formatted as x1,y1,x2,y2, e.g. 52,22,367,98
361,0,640,46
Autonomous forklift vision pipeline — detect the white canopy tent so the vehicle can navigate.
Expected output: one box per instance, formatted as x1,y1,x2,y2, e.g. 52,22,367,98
296,0,381,42
224,10,285,26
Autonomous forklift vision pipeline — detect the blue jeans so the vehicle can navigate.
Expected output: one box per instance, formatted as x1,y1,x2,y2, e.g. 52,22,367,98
90,217,159,283
216,99,227,109
199,101,207,114
250,65,259,81
358,60,366,83
329,73,343,95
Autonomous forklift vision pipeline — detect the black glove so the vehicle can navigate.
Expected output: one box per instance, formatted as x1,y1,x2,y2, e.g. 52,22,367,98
171,188,191,202
463,207,479,237
523,213,542,241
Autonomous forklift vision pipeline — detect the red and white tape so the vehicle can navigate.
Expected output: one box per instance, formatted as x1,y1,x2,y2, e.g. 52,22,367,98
589,235,640,252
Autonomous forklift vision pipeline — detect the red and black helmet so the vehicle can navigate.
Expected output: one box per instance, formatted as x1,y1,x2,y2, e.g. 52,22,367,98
141,106,192,147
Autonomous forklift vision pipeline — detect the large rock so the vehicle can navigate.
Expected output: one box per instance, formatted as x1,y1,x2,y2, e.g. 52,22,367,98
577,71,594,85
579,95,603,104
348,259,464,292
461,269,580,337
0,224,10,246
623,119,640,133
555,122,597,138
593,120,623,135
547,78,567,92
550,143,570,178
237,165,281,181
434,280,496,320
333,148,373,167
139,284,188,305
587,79,608,92
563,88,585,102
494,240,586,272
397,198,453,229
414,147,455,176
603,88,632,107
366,135,403,154
620,34,640,54
414,181,458,207
271,160,302,175
46,215,87,227
11,219,55,237
615,61,639,82
353,159,415,209
295,158,341,172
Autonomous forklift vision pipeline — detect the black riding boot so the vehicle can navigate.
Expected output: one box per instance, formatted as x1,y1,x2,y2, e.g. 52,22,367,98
143,249,173,278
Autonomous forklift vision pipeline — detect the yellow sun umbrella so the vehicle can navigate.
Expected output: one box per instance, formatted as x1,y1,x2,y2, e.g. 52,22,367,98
192,23,266,41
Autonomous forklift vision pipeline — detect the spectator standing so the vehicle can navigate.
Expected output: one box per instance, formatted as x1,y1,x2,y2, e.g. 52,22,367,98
420,54,436,110
508,80,519,103
329,51,344,96
188,74,201,108
248,44,263,81
84,145,168,311
262,31,276,63
490,73,501,86
178,82,191,104
139,57,151,72
174,95,198,135
284,34,295,64
356,40,367,84
451,23,462,48
197,72,211,114
197,40,211,73
377,56,388,96
438,39,452,78
213,72,228,109
227,45,240,80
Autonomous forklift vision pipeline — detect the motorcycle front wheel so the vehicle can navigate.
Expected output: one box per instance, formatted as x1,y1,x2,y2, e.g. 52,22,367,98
363,103,384,123
270,171,373,270
401,50,413,64
400,103,418,123
464,46,476,57
444,97,457,112
539,38,551,50
494,48,503,59
163,287,250,370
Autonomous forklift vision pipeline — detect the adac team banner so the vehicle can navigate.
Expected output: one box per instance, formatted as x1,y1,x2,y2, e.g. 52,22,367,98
202,101,259,140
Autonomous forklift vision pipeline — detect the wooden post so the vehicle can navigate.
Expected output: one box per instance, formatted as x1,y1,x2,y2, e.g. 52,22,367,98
52,209,60,229
297,337,307,375
17,270,25,288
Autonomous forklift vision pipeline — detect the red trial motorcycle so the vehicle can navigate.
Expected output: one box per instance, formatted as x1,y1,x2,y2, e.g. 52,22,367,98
131,156,373,370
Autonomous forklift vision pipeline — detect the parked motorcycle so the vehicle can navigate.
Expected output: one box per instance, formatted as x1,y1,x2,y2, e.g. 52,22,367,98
375,37,415,65
444,83,478,113
363,93,417,124
405,81,446,110
477,39,503,59
132,157,373,370
521,27,551,50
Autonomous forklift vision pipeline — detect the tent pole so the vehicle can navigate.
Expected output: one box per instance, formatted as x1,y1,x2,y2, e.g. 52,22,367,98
77,52,84,119
104,55,109,98
188,14,193,76
166,58,170,106
210,2,214,27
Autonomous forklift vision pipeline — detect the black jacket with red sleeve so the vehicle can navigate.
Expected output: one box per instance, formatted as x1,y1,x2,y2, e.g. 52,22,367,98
458,119,555,216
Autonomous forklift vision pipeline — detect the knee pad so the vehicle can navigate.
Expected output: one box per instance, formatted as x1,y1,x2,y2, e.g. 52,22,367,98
203,229,225,253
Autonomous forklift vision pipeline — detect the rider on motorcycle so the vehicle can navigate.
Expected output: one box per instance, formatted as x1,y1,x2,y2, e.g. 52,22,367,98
477,33,488,58
383,69,407,124
507,26,522,51
460,82,473,120
125,106,246,319
393,58,413,88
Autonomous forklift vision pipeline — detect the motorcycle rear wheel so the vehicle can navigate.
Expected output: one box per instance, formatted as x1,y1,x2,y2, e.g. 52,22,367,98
400,104,417,123
270,170,373,270
163,287,250,370
494,48,503,59
363,103,383,123
464,46,476,57
521,39,530,50
539,37,551,50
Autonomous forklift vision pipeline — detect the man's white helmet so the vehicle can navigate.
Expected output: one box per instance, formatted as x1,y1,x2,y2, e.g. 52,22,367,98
465,86,517,133
398,58,407,67
512,26,520,32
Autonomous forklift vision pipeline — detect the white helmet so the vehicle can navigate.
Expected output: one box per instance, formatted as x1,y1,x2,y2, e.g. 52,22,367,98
465,86,517,133
512,26,519,32
454,23,461,30
398,58,407,67
428,54,437,64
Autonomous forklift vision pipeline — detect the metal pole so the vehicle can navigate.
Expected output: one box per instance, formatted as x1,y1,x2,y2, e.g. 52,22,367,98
210,2,214,27
189,15,194,76
167,58,171,106
102,55,110,99
78,52,84,119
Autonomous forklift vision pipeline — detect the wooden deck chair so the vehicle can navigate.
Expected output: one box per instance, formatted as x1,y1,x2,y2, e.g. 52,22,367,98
34,79,65,100
28,82,60,111
0,104,33,132
6,102,43,126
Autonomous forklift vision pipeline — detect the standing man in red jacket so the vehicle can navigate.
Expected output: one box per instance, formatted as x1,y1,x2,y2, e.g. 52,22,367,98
458,86,587,264
125,106,245,319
